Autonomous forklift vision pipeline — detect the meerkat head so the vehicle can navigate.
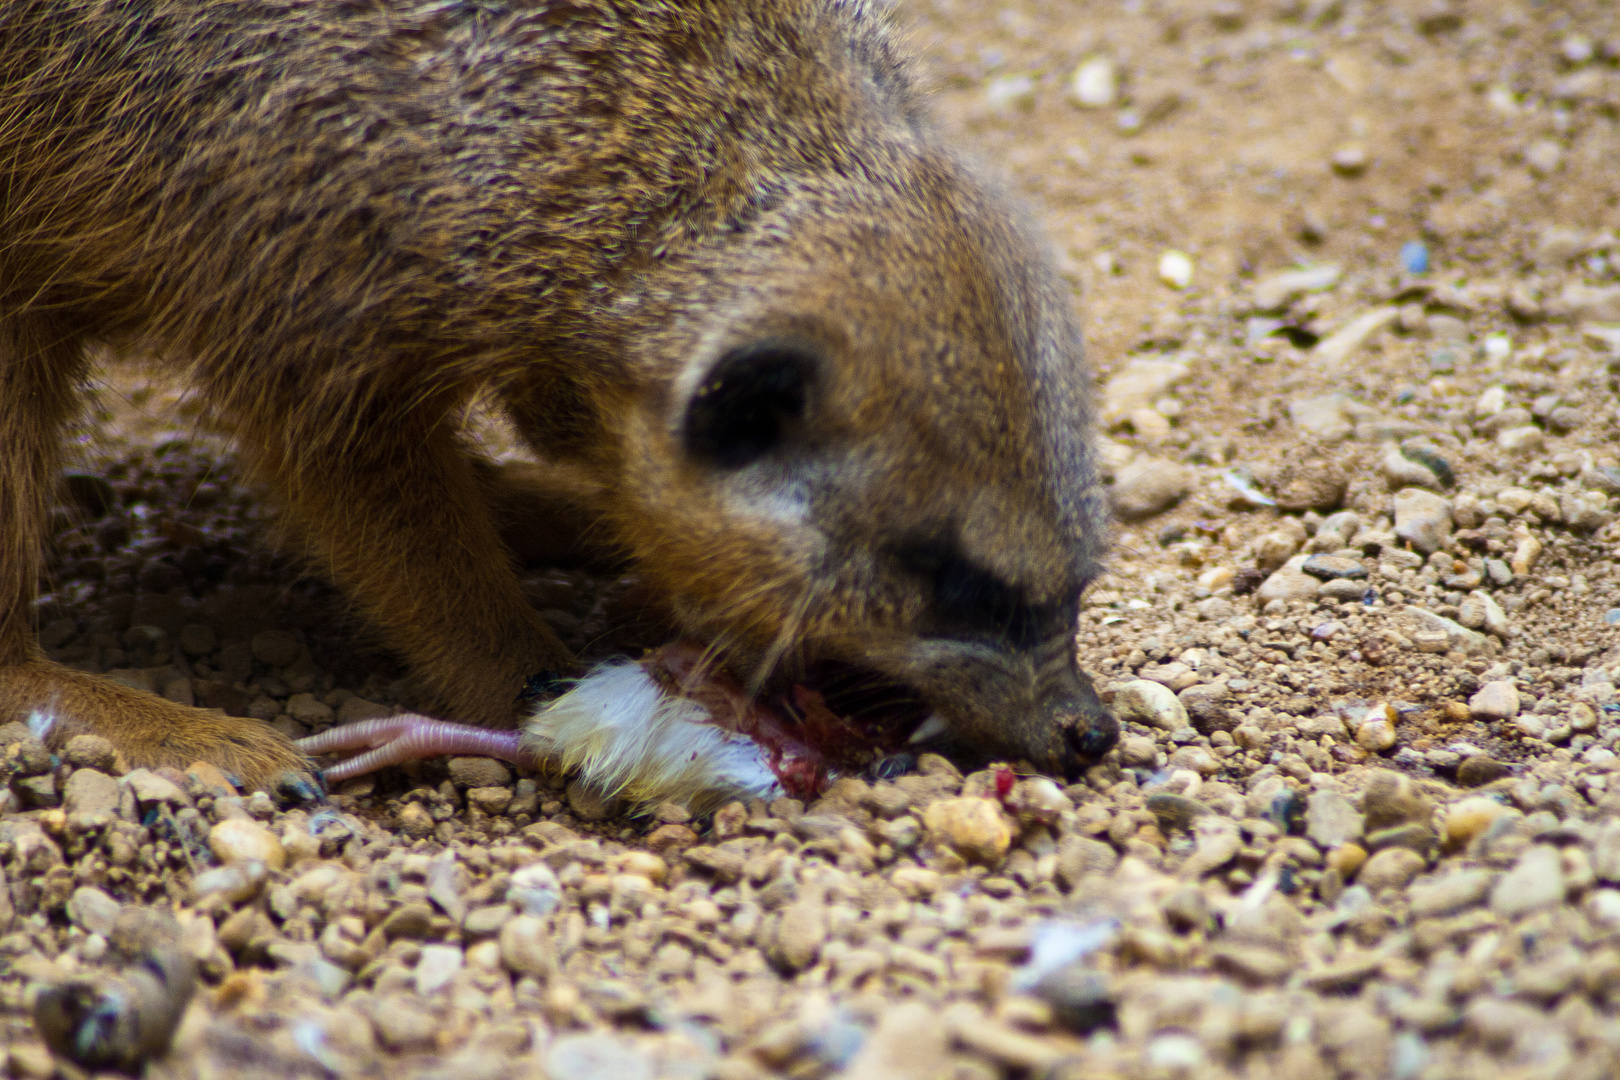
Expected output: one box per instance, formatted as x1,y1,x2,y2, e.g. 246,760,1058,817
592,148,1119,780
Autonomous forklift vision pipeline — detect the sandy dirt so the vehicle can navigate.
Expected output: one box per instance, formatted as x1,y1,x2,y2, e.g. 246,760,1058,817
5,1,1620,1078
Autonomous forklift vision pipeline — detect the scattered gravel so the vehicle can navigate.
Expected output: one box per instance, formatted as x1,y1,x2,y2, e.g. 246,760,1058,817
9,1,1620,1077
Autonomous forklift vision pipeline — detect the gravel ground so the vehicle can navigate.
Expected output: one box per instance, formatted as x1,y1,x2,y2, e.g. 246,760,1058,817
7,1,1620,1078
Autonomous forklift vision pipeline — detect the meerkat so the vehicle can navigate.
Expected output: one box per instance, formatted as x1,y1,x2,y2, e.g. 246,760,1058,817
0,0,1117,802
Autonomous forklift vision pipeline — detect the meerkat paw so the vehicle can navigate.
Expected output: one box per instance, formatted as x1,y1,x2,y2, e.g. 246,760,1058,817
0,660,317,799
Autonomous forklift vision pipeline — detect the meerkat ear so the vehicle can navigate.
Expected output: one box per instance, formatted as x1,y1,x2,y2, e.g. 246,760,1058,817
681,339,817,469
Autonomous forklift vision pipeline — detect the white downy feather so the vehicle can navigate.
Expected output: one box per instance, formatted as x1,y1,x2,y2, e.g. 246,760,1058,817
521,660,783,808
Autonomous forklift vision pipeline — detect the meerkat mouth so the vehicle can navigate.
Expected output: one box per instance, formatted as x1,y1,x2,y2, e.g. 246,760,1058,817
628,643,934,798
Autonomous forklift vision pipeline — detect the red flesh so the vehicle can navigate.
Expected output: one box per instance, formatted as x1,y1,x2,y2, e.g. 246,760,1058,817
640,642,829,799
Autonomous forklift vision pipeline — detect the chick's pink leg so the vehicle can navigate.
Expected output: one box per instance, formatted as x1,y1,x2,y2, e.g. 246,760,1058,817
296,715,532,783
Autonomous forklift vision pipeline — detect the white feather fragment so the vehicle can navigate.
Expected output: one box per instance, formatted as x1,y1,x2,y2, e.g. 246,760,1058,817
26,709,56,741
908,713,948,744
522,661,782,809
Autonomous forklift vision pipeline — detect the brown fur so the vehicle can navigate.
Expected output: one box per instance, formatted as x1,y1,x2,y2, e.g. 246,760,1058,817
0,0,1116,790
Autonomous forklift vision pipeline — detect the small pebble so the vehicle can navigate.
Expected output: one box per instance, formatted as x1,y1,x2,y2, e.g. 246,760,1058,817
922,797,1012,865
1306,789,1364,849
1111,457,1192,520
1491,845,1565,918
208,819,286,870
1469,681,1520,721
1359,847,1425,893
1392,488,1453,555
545,1035,654,1080
1069,56,1118,108
1456,755,1509,787
62,768,121,818
1111,679,1188,730
1442,798,1513,851
413,944,463,995
1158,249,1194,290
1400,241,1429,274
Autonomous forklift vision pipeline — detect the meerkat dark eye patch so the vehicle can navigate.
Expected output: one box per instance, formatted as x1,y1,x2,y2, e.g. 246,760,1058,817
896,538,1062,649
682,340,815,468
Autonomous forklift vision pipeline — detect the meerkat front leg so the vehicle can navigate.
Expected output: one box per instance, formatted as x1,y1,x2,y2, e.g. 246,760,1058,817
239,400,574,727
472,457,619,570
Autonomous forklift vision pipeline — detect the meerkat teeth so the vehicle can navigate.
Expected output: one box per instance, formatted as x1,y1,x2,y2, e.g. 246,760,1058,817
521,661,785,811
908,713,949,744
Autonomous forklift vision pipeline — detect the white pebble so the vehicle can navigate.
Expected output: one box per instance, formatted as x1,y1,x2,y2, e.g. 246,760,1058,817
1070,56,1118,108
1158,249,1194,290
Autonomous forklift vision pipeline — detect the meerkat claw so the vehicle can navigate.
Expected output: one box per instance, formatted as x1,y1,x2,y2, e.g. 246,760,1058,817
297,715,532,783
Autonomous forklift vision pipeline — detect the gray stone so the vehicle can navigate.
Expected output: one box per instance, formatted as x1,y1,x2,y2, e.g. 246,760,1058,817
1056,835,1119,889
499,914,558,978
1179,683,1235,733
1111,679,1187,730
1257,555,1320,604
1469,681,1519,721
1100,358,1189,426
463,905,513,937
1253,264,1341,310
1119,735,1159,767
1288,394,1356,441
61,768,121,819
122,767,186,806
1381,443,1444,490
566,779,622,821
1497,426,1544,454
1392,607,1491,656
545,1035,654,1080
285,693,335,726
413,944,463,995
1594,820,1620,884
66,886,121,936
1306,789,1364,849
1409,870,1495,918
61,735,117,771
1392,488,1452,555
1358,847,1425,893
1320,578,1369,602
177,623,217,658
250,629,302,668
1182,817,1243,877
1457,591,1508,638
843,1001,952,1080
1361,771,1432,831
1301,554,1366,581
447,756,512,789
770,895,827,973
1111,457,1192,521
1562,490,1615,533
1491,845,1565,918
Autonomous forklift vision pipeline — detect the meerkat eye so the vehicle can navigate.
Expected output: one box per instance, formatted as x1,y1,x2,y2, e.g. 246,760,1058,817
682,340,815,468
